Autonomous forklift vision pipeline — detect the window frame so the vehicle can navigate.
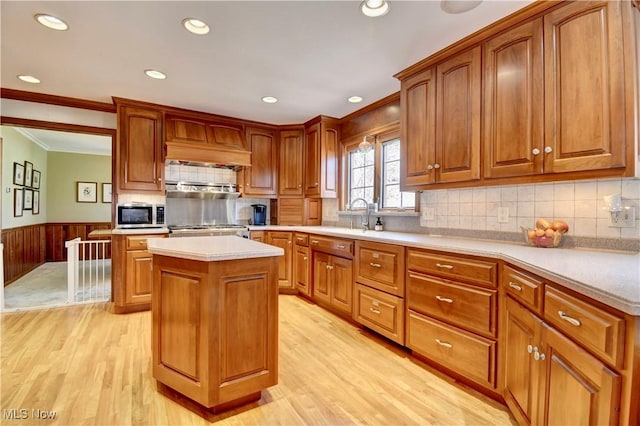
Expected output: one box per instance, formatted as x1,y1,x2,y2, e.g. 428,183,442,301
341,128,419,211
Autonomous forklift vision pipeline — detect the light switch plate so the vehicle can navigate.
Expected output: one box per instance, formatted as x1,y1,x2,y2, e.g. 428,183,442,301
423,207,435,221
497,207,509,223
609,206,636,228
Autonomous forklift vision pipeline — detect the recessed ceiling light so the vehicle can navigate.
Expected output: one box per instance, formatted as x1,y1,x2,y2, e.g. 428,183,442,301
440,0,482,14
360,0,390,17
348,96,363,103
17,75,41,84
34,14,68,31
145,69,167,80
182,18,210,35
261,96,278,104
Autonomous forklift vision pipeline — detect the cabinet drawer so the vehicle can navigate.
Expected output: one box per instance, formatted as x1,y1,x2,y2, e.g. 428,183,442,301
354,284,405,345
407,249,497,288
125,235,164,250
407,271,497,338
294,233,308,247
544,286,625,368
355,241,405,296
407,310,496,389
309,235,353,257
502,264,544,312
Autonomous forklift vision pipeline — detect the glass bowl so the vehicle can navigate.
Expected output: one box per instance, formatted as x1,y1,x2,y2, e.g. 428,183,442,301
522,227,563,248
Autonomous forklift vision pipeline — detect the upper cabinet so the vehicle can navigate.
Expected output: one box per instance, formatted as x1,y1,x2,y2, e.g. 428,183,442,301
241,126,278,197
483,18,544,179
398,0,638,189
304,116,339,198
278,128,304,196
116,104,164,193
543,1,628,174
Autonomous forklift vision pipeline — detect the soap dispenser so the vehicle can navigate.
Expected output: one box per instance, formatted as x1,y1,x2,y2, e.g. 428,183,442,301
374,217,383,231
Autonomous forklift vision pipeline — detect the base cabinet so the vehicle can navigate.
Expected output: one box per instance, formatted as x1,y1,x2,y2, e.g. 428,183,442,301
266,231,294,292
312,251,353,316
293,234,311,297
504,296,622,425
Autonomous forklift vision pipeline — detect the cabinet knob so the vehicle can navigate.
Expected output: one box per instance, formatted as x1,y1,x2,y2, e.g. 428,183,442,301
288,241,291,245
314,182,319,187
544,146,553,154
532,148,541,156
533,350,546,361
433,163,441,169
527,344,533,354
298,185,302,188
427,164,434,170
303,256,308,260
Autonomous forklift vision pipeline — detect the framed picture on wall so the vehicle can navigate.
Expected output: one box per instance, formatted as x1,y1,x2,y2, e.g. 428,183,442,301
32,191,40,215
32,170,41,189
77,181,97,203
23,188,33,210
13,162,24,186
24,161,33,187
14,189,23,217
102,183,112,203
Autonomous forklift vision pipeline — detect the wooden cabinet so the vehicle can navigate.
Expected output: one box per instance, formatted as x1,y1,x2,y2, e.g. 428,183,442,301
293,235,311,297
543,1,628,174
116,105,164,193
354,283,405,344
266,231,294,292
406,248,498,391
112,233,166,313
273,198,322,226
312,245,353,317
243,127,277,197
483,18,544,179
304,117,339,198
503,296,622,426
250,231,265,242
278,128,304,196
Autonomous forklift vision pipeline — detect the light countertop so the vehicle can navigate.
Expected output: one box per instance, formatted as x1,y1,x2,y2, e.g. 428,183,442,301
147,235,284,262
249,225,640,315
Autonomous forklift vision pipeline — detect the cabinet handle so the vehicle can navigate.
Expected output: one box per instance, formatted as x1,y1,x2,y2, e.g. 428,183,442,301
369,262,381,268
311,240,319,245
435,339,453,349
527,344,533,354
508,282,523,292
544,146,553,154
435,295,453,303
337,244,346,249
427,164,434,170
369,307,381,315
558,311,581,327
435,263,453,270
433,163,441,169
532,148,541,156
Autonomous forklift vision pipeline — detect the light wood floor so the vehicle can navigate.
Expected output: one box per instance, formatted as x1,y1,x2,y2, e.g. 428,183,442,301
1,296,516,425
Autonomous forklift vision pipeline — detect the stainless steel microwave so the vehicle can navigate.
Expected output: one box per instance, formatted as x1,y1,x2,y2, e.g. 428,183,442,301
116,203,165,228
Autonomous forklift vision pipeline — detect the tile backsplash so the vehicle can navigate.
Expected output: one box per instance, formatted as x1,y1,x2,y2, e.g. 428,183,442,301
419,178,639,240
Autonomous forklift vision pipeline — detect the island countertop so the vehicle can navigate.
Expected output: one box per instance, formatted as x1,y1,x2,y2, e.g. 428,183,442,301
147,235,284,262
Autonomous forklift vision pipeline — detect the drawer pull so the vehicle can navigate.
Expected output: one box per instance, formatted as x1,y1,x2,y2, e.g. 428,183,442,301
369,262,381,268
337,244,346,249
558,311,581,327
311,240,319,245
508,282,523,291
369,307,381,315
435,339,453,349
435,295,453,303
326,265,334,270
436,263,454,270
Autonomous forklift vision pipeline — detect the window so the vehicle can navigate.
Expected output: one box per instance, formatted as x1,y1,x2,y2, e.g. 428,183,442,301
346,131,417,210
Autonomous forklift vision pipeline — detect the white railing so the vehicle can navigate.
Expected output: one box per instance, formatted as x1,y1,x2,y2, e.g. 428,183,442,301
65,238,112,304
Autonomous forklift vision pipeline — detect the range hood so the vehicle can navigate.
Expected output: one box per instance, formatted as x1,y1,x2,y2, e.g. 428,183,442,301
164,116,251,168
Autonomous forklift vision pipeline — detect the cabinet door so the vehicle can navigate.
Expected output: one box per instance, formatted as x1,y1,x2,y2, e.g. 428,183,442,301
165,117,208,144
537,323,622,426
293,245,311,297
484,19,544,179
304,122,321,196
125,250,153,304
278,129,304,196
503,297,543,426
250,231,265,243
330,256,353,316
320,122,338,198
244,127,277,197
435,46,481,183
266,231,293,289
118,106,163,192
313,251,331,304
400,67,437,188
543,1,626,173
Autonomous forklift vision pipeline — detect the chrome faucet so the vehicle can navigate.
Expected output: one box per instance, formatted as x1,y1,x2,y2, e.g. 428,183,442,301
349,197,373,231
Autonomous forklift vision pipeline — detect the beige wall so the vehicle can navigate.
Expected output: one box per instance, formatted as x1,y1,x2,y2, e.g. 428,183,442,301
1,126,48,229
46,152,111,222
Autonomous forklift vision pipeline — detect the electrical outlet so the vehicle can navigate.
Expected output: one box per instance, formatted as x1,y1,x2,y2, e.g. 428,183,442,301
609,206,636,228
497,207,509,223
423,207,435,221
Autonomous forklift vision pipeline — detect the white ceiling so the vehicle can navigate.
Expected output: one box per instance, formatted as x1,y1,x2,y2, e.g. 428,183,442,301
1,0,534,127
11,127,112,156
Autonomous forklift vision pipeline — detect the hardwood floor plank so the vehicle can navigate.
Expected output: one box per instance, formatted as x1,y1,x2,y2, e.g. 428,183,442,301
1,296,515,425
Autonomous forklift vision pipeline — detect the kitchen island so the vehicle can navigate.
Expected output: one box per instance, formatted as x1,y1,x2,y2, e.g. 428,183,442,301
146,236,283,419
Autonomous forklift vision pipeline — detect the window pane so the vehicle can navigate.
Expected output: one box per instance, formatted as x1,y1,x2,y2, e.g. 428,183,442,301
384,184,400,208
351,167,364,188
351,151,364,168
384,160,399,184
381,138,415,210
384,140,400,161
365,148,375,165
